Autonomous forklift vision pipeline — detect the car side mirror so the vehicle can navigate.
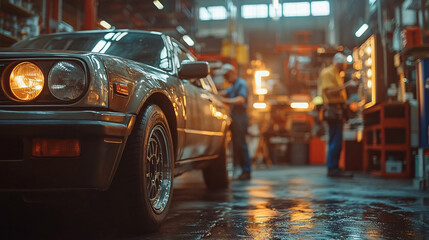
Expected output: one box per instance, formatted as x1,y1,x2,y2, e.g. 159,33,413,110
179,61,209,79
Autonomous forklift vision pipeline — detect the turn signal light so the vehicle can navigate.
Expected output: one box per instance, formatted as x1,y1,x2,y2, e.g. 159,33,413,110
32,138,80,157
114,82,129,96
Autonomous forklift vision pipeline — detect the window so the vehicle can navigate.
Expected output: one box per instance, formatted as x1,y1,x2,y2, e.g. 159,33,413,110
311,1,330,16
172,41,195,68
283,2,310,17
241,4,268,19
269,4,282,19
14,32,172,70
201,75,218,94
199,6,227,21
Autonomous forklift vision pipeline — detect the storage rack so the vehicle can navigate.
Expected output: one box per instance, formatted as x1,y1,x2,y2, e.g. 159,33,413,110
0,0,34,47
363,101,411,177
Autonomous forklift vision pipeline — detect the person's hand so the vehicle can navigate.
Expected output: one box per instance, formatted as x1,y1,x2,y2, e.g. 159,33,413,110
219,96,229,104
344,80,358,87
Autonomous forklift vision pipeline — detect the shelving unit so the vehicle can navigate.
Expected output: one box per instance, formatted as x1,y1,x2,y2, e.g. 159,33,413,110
0,0,34,17
363,101,411,177
0,0,34,47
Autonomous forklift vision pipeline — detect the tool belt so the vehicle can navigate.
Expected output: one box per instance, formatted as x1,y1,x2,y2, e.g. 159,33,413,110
323,103,346,123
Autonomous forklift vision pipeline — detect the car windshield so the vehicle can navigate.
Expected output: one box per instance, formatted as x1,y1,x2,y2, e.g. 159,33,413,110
12,31,172,70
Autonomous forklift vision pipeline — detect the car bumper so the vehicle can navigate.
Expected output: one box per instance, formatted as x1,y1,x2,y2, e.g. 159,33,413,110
0,110,135,191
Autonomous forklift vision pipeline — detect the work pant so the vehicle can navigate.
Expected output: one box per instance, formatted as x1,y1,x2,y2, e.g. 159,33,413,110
327,120,343,170
230,114,251,173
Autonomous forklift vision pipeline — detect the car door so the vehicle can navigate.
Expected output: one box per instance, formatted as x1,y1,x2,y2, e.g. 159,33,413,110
172,41,213,160
199,75,229,155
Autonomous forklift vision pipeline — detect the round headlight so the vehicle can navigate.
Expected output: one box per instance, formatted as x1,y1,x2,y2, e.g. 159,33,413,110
9,62,44,101
48,61,86,101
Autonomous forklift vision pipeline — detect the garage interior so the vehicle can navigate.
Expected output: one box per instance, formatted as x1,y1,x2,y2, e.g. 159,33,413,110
1,0,429,239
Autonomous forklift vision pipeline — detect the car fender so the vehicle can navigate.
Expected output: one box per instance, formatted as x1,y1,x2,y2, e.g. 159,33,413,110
98,55,186,159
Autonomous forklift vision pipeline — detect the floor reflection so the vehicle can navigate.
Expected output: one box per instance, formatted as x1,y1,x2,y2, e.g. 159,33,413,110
288,201,315,233
244,181,277,239
284,178,316,236
363,203,422,240
2,166,428,239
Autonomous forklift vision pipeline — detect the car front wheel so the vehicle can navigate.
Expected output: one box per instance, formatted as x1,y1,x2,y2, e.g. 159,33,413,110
109,104,174,233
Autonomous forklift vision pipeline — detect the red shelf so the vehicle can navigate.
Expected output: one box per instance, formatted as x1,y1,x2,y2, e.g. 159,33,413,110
363,102,411,178
365,145,410,151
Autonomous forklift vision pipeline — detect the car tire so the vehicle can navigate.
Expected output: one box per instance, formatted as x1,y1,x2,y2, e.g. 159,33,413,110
109,104,174,233
202,133,229,190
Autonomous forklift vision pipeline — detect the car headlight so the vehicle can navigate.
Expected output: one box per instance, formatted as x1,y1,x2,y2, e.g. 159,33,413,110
48,61,86,101
9,62,44,101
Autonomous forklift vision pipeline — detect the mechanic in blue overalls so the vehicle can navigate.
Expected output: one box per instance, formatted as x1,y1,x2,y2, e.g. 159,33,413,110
219,63,251,180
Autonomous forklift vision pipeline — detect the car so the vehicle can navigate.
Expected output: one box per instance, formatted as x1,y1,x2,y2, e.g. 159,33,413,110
0,29,231,232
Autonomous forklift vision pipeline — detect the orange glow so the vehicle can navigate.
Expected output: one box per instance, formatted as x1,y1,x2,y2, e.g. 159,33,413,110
246,184,276,239
247,204,277,240
349,102,359,112
32,138,80,157
289,201,315,233
114,82,129,96
9,62,44,101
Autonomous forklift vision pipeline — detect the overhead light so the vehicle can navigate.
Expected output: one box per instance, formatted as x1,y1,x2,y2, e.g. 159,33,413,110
153,0,164,10
256,88,268,95
255,70,270,78
365,46,372,55
99,20,112,29
182,35,195,47
347,55,353,63
271,0,281,19
317,48,326,54
254,70,269,93
253,102,267,109
355,23,368,38
366,58,373,66
290,102,309,109
272,0,279,8
176,26,186,34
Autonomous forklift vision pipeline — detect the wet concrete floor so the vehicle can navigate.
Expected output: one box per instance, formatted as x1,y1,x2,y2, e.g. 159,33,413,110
1,165,429,239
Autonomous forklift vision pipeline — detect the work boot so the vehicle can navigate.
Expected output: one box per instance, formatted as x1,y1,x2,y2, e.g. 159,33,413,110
327,168,353,178
237,172,251,180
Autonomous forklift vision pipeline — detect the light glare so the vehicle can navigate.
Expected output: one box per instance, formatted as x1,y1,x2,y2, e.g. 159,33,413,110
153,0,164,10
355,24,369,38
99,20,112,29
253,102,267,109
182,35,195,47
9,62,44,101
283,2,310,17
256,88,268,95
311,1,330,16
291,102,309,109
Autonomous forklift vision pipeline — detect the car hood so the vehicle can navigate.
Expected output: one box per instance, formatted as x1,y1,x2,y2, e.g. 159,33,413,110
0,48,91,57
